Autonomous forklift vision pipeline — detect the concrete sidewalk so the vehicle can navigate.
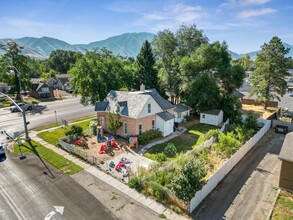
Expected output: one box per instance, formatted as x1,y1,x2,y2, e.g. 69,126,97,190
28,130,189,220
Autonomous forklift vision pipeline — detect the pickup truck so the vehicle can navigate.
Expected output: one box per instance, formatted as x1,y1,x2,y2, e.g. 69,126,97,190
10,102,33,112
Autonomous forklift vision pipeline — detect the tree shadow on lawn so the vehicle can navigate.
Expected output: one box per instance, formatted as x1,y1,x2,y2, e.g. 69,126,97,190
19,141,55,179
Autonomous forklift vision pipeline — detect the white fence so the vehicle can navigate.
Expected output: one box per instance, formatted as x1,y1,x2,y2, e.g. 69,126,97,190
189,119,271,213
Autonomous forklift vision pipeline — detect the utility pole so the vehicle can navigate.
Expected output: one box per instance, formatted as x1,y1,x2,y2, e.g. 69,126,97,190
11,66,30,141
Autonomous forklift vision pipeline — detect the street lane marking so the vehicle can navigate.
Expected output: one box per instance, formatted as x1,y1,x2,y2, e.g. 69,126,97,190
0,183,26,220
44,206,64,220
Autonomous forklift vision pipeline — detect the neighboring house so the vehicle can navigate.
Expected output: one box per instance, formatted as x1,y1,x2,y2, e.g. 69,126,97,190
174,104,190,123
0,82,10,93
95,84,175,137
200,109,224,126
30,82,53,99
47,74,71,90
233,90,245,101
279,131,293,191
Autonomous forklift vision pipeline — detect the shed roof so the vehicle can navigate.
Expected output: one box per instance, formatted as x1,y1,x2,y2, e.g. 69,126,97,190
157,111,175,121
174,104,190,113
201,109,222,116
279,132,293,163
233,90,245,98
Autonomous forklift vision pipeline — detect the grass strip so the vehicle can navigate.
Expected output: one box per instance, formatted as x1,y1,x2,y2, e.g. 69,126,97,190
13,140,83,175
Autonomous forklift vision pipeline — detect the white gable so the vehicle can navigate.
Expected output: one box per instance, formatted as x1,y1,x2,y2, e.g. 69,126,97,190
137,96,163,118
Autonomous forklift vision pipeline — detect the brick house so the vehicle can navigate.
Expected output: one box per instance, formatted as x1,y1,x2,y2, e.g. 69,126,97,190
95,85,175,137
279,131,293,191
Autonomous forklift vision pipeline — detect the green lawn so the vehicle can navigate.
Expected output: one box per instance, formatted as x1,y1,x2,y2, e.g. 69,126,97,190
35,115,96,131
37,120,92,147
144,123,216,160
14,140,83,175
271,190,293,220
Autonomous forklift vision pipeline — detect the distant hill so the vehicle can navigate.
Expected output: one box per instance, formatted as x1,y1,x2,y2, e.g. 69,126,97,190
0,33,155,59
0,33,292,60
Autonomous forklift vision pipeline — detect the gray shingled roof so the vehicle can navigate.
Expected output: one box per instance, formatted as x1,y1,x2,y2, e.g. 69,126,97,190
201,109,222,116
95,88,174,118
279,132,293,163
174,104,190,113
233,90,245,98
144,89,174,110
95,101,109,111
157,111,175,121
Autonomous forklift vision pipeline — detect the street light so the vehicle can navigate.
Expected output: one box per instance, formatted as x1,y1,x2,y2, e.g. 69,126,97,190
7,66,30,141
0,92,30,141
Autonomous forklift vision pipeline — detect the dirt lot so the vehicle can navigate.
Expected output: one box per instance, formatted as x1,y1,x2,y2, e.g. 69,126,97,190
192,129,285,220
241,104,277,119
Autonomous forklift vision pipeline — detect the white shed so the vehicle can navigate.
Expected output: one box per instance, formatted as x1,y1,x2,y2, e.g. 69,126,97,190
156,111,175,137
200,109,223,126
174,104,190,123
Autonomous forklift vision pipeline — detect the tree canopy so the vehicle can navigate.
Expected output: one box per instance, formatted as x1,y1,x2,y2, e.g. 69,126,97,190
249,36,290,109
69,49,126,105
135,40,158,90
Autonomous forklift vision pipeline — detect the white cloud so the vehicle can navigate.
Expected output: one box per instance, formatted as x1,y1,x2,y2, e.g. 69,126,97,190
135,4,206,31
240,0,271,6
237,8,277,18
220,0,271,8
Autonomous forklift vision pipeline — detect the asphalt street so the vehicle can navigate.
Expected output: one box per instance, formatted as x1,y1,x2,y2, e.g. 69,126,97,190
0,134,117,220
0,96,95,136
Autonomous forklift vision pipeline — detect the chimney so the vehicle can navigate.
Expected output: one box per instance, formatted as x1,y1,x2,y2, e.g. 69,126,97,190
140,83,145,91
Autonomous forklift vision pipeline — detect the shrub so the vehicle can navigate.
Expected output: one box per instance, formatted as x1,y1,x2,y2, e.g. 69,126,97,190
89,120,97,134
243,113,258,131
164,143,177,157
155,153,167,163
159,213,166,218
184,115,192,121
65,125,83,138
170,157,207,202
128,177,142,191
204,129,220,141
137,129,162,145
218,132,241,157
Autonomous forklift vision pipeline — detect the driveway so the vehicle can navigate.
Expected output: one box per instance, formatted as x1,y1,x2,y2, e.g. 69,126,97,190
192,129,284,220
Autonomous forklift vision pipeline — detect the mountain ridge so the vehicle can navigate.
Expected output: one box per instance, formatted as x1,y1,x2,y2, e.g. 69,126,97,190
0,33,292,60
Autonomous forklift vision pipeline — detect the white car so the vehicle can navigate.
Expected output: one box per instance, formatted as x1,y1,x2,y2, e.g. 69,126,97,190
289,92,293,97
10,102,33,112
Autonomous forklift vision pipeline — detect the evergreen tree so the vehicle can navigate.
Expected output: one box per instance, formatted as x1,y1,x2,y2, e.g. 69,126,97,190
135,40,158,89
249,36,290,109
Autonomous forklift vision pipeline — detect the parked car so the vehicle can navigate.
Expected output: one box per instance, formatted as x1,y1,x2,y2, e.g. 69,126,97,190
289,92,293,97
10,102,33,112
283,109,293,117
66,88,73,93
0,143,5,158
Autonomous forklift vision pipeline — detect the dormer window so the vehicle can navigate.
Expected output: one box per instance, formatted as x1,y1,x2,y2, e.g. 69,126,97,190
148,103,151,113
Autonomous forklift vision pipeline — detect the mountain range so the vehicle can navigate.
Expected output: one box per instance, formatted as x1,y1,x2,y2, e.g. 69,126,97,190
0,33,292,60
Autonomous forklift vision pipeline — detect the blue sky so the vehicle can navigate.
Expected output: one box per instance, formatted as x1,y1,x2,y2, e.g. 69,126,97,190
0,0,292,53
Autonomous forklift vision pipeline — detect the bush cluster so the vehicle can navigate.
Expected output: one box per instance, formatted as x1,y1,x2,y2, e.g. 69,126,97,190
204,129,220,141
164,143,177,157
137,129,162,145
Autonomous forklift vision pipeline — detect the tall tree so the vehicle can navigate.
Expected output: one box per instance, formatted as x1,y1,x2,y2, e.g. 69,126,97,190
49,49,83,73
249,36,290,109
69,49,125,105
176,24,208,57
153,30,179,103
135,40,158,89
0,42,31,100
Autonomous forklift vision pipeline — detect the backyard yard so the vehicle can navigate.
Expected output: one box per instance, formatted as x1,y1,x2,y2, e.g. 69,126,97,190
143,123,216,160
